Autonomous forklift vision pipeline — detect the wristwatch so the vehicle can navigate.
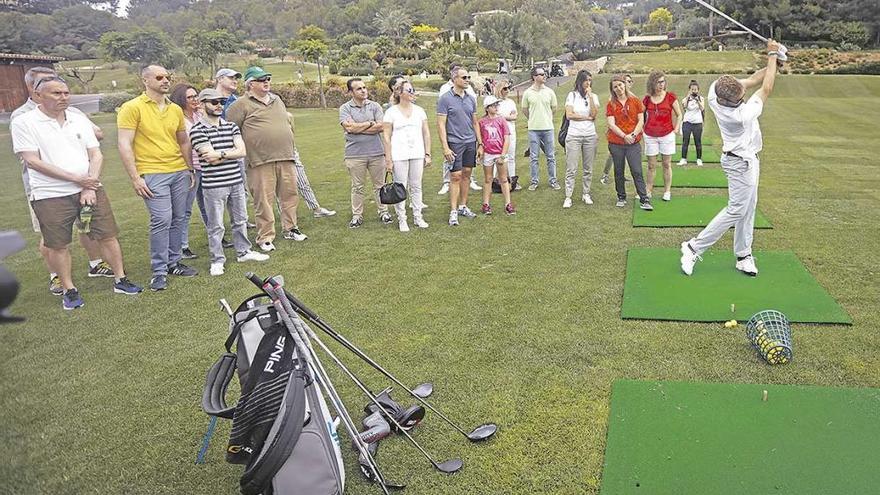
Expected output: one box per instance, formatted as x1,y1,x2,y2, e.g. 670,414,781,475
220,151,227,159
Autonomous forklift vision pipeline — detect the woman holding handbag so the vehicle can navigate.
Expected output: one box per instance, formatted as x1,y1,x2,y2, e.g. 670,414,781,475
382,80,431,232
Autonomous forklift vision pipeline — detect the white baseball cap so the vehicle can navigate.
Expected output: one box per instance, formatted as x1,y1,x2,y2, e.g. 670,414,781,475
483,95,501,108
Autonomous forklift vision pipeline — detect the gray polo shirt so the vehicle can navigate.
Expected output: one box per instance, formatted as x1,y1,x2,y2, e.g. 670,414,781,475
339,98,385,158
436,89,476,144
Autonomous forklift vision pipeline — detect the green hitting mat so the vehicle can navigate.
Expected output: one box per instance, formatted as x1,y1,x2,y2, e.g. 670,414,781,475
621,248,852,324
652,164,727,188
601,380,880,495
633,196,772,228
667,145,722,163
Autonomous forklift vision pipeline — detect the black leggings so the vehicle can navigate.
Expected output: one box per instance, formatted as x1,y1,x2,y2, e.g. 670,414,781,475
681,122,703,160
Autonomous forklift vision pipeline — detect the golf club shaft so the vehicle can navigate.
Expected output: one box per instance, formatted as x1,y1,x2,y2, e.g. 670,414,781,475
298,315,460,472
694,0,768,42
276,285,478,439
259,281,392,494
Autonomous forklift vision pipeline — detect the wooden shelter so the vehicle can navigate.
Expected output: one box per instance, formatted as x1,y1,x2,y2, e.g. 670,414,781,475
0,53,64,113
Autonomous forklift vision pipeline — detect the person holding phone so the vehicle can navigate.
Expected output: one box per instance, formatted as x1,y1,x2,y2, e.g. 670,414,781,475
679,80,705,166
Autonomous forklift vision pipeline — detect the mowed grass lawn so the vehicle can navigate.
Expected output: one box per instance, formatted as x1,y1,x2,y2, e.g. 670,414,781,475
1,74,879,495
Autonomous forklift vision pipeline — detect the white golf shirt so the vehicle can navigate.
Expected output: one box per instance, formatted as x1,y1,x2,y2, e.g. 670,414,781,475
11,108,99,200
708,80,763,163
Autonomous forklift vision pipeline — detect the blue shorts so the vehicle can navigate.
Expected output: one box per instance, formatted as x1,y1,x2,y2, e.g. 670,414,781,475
449,141,477,172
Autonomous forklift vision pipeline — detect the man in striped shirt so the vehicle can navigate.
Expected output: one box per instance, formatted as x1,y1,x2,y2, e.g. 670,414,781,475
189,88,269,276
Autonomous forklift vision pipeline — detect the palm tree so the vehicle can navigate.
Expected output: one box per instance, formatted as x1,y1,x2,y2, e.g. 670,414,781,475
373,8,413,40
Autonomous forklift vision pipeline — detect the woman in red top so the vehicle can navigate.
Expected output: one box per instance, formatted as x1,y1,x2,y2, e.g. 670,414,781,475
643,70,682,202
606,74,652,210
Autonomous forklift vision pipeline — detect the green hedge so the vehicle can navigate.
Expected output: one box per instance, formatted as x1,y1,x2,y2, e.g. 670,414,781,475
99,92,136,113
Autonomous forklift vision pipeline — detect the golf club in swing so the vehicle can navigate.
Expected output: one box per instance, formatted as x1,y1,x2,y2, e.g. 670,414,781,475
256,279,404,493
245,273,498,443
693,0,788,64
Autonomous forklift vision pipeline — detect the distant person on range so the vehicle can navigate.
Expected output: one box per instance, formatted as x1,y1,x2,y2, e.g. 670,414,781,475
226,66,308,252
643,70,683,202
117,65,198,292
10,67,114,296
562,69,601,208
679,80,705,166
522,66,560,191
12,77,142,309
680,39,781,277
169,83,208,260
494,80,520,189
437,63,482,195
601,73,634,185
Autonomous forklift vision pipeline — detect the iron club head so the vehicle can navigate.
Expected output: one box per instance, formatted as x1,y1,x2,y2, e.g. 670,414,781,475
467,423,498,441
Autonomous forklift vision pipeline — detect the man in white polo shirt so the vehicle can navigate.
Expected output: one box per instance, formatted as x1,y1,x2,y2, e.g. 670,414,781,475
11,77,142,310
11,66,115,296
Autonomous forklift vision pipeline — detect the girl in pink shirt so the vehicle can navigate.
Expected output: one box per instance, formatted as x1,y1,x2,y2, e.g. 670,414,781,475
478,96,515,215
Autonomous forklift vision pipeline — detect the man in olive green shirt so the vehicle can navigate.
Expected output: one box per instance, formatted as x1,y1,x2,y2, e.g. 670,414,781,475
226,66,307,252
521,66,559,191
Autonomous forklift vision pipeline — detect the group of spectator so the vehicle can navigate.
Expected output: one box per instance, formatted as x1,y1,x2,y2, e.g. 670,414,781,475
10,61,711,310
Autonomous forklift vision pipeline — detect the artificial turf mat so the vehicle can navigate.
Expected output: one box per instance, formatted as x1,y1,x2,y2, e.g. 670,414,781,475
600,380,880,495
668,145,722,163
651,164,727,188
621,248,852,324
632,195,772,228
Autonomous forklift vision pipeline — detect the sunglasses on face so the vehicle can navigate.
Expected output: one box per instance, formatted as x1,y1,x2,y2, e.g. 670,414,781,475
501,87,511,91
34,75,67,91
205,99,227,106
404,88,416,95
255,77,271,83
459,75,471,80
155,74,172,82
535,72,546,76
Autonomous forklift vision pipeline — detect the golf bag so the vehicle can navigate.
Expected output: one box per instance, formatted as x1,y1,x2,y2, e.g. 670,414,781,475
202,295,345,495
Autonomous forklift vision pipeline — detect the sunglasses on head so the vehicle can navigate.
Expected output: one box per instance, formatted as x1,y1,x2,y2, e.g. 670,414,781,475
154,74,172,82
34,75,66,91
255,77,271,83
204,99,227,106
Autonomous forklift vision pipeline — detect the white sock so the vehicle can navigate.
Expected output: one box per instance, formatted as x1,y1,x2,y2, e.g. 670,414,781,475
89,259,103,268
49,272,58,280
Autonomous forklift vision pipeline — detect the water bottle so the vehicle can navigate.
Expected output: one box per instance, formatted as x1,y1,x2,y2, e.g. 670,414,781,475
78,205,94,234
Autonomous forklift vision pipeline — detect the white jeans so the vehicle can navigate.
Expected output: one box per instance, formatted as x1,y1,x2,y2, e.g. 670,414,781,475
692,154,759,257
392,158,425,221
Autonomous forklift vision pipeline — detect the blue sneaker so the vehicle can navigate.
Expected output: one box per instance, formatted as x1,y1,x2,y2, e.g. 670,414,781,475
169,262,198,277
150,275,168,291
62,288,84,310
114,277,143,295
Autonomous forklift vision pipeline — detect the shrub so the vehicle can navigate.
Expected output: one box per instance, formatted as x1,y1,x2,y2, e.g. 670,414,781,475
99,92,136,113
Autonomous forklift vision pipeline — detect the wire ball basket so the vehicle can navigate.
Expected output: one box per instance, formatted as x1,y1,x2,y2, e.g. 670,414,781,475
746,310,792,365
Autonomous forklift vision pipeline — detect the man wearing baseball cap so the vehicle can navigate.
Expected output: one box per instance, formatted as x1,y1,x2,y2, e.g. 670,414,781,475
214,68,241,118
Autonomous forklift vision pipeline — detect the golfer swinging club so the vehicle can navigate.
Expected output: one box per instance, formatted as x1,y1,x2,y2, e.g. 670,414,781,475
680,38,781,277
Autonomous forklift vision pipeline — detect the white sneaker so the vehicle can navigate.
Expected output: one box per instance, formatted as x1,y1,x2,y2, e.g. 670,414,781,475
210,263,225,276
600,174,609,185
582,194,593,205
313,207,337,218
237,250,270,262
662,191,672,201
562,197,572,208
399,220,410,232
448,211,459,226
680,240,702,276
615,199,627,208
678,158,688,166
437,183,449,195
696,159,704,167
259,241,276,252
457,205,477,218
413,217,429,228
469,179,482,191
735,255,758,276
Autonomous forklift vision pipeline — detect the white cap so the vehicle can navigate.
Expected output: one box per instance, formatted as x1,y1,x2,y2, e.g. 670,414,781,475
483,95,501,108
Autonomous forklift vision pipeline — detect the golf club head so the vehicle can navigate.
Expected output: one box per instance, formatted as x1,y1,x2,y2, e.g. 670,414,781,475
413,382,433,398
467,423,498,442
435,458,464,473
218,298,233,317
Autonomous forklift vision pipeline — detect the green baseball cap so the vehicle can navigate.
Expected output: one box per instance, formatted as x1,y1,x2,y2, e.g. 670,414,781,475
243,66,271,82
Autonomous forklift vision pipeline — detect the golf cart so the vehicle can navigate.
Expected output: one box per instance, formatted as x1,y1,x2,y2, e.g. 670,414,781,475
549,60,565,77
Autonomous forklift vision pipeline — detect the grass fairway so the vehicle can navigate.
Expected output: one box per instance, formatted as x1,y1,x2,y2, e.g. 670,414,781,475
1,74,878,495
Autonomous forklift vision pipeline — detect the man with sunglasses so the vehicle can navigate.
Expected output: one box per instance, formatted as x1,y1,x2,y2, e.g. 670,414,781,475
227,66,308,251
10,67,114,296
118,65,198,292
680,39,781,277
522,67,560,191
437,63,481,195
189,88,269,276
213,68,241,118
339,77,393,228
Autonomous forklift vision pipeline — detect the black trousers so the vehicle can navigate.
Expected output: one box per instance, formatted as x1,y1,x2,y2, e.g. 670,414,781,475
681,122,703,160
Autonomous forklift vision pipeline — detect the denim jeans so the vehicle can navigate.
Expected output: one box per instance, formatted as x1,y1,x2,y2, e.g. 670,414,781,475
181,169,208,249
143,170,191,275
203,184,251,264
528,129,557,185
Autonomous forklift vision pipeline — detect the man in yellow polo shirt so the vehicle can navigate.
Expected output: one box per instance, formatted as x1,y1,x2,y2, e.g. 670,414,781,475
117,64,197,292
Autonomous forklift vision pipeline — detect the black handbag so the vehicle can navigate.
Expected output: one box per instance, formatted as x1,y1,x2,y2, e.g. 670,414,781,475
379,171,407,205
